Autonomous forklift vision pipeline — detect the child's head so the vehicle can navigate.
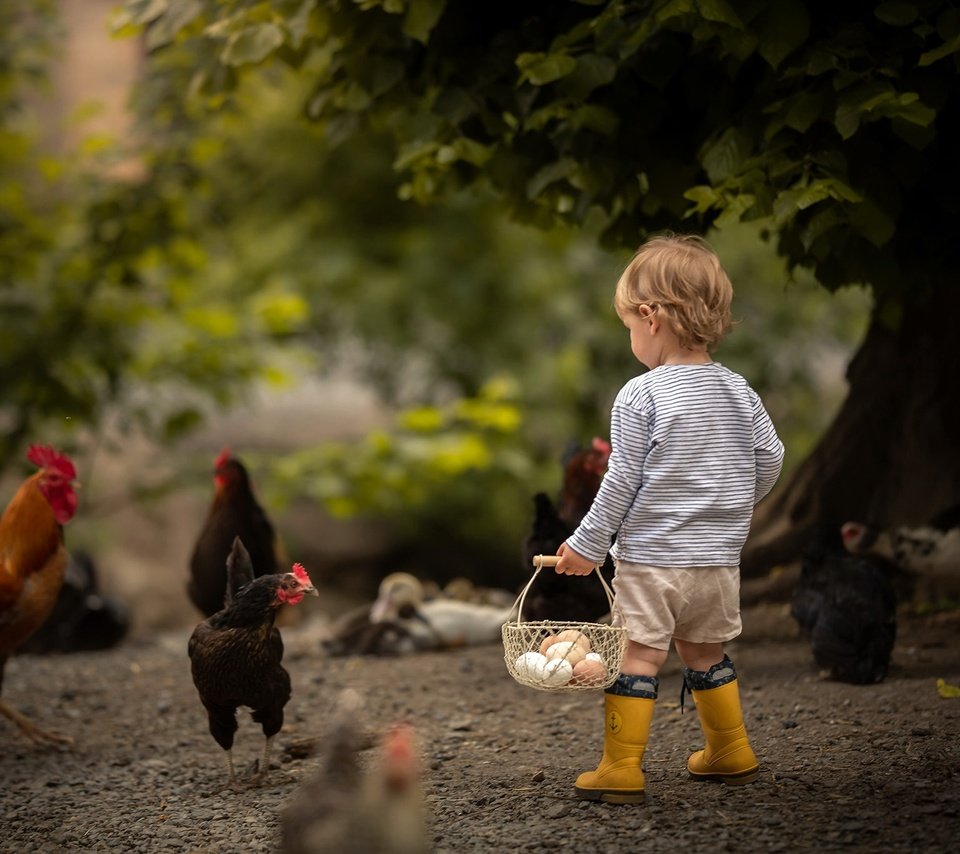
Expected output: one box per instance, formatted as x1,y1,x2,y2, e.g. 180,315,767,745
614,233,733,350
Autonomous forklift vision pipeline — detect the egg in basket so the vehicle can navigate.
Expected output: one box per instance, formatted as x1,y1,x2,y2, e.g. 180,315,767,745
502,556,627,692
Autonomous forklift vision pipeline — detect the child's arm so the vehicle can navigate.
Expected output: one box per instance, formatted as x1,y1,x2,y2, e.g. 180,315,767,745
564,398,646,563
751,391,784,504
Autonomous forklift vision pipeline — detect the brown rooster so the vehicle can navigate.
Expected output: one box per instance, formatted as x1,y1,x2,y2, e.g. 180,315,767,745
188,448,282,617
188,539,317,786
0,444,79,745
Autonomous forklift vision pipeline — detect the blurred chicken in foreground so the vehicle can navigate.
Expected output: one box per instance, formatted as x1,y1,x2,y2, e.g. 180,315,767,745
188,448,283,617
188,538,317,786
282,689,428,854
0,445,79,745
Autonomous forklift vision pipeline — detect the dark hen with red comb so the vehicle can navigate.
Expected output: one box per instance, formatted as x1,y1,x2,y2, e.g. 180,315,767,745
188,552,318,786
188,448,282,617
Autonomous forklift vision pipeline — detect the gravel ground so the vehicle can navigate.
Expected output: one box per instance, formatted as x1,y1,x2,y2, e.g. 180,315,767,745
1,605,958,853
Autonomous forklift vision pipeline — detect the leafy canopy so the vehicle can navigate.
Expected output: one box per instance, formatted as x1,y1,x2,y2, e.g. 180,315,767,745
119,0,960,305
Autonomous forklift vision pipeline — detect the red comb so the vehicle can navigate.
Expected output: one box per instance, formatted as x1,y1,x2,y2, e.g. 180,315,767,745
592,437,612,457
213,447,232,469
383,723,418,789
291,563,312,586
26,445,77,480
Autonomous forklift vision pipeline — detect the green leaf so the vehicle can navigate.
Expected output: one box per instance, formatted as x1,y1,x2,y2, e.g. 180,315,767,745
696,0,743,28
285,0,318,49
800,206,845,251
569,104,619,135
404,0,446,44
874,2,919,27
559,53,618,100
755,0,810,69
526,158,577,199
919,32,960,66
937,678,960,698
222,23,285,67
849,199,896,247
516,52,578,86
714,193,755,228
683,185,720,215
783,91,826,133
701,128,749,183
124,0,169,26
656,0,694,24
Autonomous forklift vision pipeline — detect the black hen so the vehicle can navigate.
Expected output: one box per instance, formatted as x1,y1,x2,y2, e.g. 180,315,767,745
18,551,129,655
520,438,615,622
791,525,899,685
188,539,317,785
188,448,282,617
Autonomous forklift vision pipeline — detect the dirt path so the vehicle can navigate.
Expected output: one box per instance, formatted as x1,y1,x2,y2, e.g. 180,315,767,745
1,607,958,853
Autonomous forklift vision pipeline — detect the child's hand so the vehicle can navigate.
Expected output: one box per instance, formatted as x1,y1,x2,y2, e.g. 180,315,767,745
554,543,596,576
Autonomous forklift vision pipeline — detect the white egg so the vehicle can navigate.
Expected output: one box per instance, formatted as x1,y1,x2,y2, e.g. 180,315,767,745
539,657,574,687
545,641,586,667
584,652,604,664
514,651,548,681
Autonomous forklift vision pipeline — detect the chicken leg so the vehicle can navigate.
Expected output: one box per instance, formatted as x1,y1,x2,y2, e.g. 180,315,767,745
0,699,73,747
256,735,274,783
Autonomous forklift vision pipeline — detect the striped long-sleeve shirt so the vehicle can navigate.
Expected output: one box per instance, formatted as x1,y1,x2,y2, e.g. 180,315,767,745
566,363,784,568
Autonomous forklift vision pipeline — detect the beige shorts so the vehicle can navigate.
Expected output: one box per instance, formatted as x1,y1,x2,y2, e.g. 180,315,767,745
611,560,742,650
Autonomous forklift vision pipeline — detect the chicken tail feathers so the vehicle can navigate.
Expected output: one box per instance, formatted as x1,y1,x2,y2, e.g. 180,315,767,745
225,537,255,606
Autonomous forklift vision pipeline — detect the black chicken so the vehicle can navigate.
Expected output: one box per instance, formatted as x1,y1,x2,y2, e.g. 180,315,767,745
188,448,283,617
520,438,615,621
18,551,129,655
791,525,900,685
281,689,428,854
188,538,317,786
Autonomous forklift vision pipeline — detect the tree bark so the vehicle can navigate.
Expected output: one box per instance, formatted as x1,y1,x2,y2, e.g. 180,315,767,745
742,283,960,577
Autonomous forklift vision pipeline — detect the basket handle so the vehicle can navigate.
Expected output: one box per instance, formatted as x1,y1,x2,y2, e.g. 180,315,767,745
511,555,618,624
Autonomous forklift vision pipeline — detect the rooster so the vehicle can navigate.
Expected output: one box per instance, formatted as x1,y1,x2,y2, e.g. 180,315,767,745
188,448,282,617
188,538,317,786
520,438,615,621
281,689,428,854
0,444,79,745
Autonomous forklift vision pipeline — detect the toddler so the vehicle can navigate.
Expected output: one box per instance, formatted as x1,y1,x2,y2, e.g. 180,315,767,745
554,233,784,803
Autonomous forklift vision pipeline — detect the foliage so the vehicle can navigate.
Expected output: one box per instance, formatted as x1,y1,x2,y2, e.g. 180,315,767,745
0,2,315,473
264,378,537,574
120,0,960,305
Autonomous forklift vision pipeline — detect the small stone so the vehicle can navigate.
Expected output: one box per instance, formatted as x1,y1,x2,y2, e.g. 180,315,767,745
531,769,546,783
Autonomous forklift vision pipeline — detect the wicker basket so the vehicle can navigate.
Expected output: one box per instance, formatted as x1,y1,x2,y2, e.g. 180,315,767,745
502,555,627,692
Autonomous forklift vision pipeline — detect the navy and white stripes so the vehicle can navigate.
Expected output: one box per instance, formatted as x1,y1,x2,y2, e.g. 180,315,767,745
566,363,784,568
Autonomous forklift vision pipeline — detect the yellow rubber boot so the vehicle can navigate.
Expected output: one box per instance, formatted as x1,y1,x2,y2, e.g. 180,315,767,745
685,659,759,785
574,675,657,804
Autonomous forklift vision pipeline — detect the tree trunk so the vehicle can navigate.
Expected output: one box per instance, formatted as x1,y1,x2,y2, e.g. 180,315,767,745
741,283,960,577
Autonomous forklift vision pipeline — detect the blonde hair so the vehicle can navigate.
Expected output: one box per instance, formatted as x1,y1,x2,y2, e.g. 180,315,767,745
614,233,733,350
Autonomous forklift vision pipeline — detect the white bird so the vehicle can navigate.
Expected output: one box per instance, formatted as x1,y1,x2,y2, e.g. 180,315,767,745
841,517,960,599
369,572,517,652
